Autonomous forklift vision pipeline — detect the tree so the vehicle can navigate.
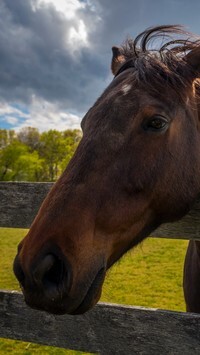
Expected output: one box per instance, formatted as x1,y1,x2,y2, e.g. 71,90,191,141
0,141,44,181
39,130,67,181
0,127,82,182
0,129,15,148
17,127,40,152
14,151,44,181
60,129,82,171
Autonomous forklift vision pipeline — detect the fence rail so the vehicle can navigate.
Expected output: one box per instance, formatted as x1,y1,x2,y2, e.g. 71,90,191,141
1,181,200,239
1,182,200,354
1,290,200,354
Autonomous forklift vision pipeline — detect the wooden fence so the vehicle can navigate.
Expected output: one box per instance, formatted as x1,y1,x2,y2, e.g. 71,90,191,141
1,181,200,354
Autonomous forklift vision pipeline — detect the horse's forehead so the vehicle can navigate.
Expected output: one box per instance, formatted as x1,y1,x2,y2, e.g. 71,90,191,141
121,83,132,95
109,75,167,106
105,76,140,106
84,72,183,133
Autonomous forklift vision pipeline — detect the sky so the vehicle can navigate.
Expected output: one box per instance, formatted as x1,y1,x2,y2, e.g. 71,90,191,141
1,0,200,132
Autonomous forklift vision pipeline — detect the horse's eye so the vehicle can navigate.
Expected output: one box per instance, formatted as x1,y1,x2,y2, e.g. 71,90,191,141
143,116,168,132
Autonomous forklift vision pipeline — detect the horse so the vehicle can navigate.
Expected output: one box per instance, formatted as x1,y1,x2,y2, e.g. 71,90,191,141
13,25,200,315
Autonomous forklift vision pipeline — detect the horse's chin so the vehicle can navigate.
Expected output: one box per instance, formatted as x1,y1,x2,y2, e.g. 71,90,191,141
22,267,106,315
70,267,105,315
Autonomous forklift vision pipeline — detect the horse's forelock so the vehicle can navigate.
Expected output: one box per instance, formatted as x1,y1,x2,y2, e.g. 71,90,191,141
121,25,200,60
117,25,200,101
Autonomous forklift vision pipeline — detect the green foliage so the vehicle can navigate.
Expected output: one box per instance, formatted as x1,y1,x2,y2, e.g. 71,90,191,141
60,130,81,171
39,130,68,181
0,141,44,181
0,127,82,182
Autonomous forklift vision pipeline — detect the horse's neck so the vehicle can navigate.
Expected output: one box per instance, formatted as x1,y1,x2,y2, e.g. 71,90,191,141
194,240,200,259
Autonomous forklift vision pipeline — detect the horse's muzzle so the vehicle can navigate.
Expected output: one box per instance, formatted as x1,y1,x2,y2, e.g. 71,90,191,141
13,248,106,314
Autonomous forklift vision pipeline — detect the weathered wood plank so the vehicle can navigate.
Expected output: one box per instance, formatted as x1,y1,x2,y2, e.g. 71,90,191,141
0,182,200,240
0,290,200,354
0,182,53,228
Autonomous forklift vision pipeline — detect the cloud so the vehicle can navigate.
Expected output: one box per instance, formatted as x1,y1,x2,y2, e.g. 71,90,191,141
0,98,81,131
0,102,26,116
37,0,84,20
16,96,81,131
0,0,106,116
0,101,28,128
1,0,200,131
3,116,19,125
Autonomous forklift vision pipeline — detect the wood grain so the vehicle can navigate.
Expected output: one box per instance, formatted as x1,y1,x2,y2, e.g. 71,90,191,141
1,290,200,354
0,182,53,228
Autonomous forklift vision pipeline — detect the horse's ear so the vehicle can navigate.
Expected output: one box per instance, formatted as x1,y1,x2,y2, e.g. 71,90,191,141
186,47,200,76
111,46,126,75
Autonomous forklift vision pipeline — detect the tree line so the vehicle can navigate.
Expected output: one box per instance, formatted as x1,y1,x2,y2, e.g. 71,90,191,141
0,127,82,182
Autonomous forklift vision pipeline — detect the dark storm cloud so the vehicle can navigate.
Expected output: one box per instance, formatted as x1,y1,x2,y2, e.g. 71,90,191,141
0,0,108,113
1,0,200,116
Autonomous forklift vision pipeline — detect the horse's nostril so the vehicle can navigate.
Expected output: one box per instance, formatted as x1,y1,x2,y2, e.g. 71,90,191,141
33,254,55,284
42,256,65,287
32,253,70,298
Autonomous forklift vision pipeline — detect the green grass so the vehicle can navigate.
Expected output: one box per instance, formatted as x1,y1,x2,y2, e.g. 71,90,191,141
0,228,188,354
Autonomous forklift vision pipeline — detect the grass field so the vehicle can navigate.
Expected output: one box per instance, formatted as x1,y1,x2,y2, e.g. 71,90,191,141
0,228,188,354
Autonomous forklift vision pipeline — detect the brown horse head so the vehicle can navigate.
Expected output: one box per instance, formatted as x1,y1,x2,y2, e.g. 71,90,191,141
14,25,200,314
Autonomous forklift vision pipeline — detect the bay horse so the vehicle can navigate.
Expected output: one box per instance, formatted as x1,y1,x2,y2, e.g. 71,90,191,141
14,25,200,315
